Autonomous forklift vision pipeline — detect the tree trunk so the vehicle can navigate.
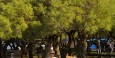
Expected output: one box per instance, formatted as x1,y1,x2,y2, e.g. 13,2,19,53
68,34,72,56
67,30,76,56
76,32,88,58
76,39,85,58
44,43,51,58
1,41,9,58
28,42,33,58
1,46,7,58
21,41,28,58
0,39,2,58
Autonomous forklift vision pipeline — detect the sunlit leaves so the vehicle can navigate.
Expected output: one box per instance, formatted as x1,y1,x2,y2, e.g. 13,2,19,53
0,0,35,39
0,15,12,39
34,3,46,15
37,0,78,36
73,0,114,34
0,0,115,40
74,32,78,38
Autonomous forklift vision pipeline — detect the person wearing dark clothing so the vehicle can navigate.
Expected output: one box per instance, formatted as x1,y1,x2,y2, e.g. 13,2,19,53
60,43,67,58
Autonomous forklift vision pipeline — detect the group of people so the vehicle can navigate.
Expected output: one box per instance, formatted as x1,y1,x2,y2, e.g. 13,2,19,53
87,37,115,54
35,37,115,58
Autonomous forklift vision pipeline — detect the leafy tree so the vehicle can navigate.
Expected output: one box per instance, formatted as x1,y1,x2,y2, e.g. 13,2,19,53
0,0,115,58
0,0,35,58
32,0,115,57
71,0,115,58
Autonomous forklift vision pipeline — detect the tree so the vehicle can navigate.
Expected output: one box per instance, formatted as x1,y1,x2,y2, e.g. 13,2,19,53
0,0,115,58
31,0,79,57
0,15,12,58
0,0,34,58
32,0,115,57
72,0,115,58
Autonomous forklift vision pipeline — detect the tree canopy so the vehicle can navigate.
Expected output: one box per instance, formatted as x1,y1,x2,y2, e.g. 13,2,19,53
0,0,115,40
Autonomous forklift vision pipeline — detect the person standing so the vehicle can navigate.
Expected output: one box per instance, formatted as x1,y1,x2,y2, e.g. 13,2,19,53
97,39,101,54
56,44,60,58
50,44,55,58
109,40,114,55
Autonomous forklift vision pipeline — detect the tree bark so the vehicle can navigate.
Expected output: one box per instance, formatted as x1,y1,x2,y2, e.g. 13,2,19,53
44,43,51,58
21,41,28,58
1,41,9,58
76,31,88,58
0,39,2,58
28,42,33,58
67,30,76,56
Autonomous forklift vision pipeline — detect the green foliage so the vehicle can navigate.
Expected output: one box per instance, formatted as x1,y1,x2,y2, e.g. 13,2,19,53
74,32,78,38
22,20,41,40
31,0,114,37
0,0,37,39
73,0,114,34
37,0,79,37
0,15,12,39
0,0,115,40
